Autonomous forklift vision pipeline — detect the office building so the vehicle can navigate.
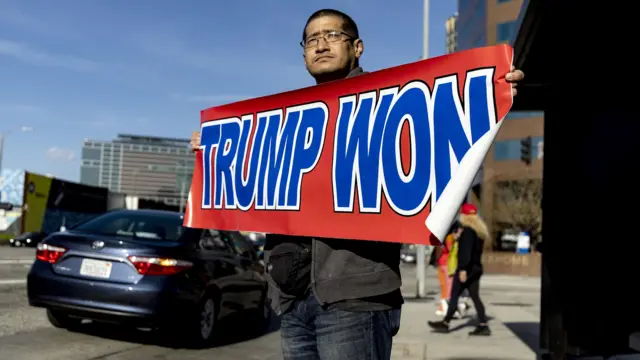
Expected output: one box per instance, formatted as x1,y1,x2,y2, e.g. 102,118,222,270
445,14,458,54
456,0,544,242
80,134,194,207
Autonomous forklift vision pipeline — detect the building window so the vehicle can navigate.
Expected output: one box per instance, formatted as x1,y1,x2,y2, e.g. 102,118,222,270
493,139,521,161
80,166,100,186
81,147,102,161
496,21,518,43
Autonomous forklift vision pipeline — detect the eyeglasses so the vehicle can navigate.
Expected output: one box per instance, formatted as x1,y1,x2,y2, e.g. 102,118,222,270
300,30,353,49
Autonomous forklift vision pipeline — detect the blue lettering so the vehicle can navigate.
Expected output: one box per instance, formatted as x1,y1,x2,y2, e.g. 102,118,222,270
233,115,267,211
200,68,496,215
466,70,493,143
381,83,432,216
332,90,396,212
286,103,328,210
201,103,329,211
329,67,496,217
255,109,299,209
200,121,222,209
214,119,241,209
432,69,494,201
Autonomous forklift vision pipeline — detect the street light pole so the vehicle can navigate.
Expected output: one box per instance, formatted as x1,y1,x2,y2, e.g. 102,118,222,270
179,179,187,213
416,0,430,299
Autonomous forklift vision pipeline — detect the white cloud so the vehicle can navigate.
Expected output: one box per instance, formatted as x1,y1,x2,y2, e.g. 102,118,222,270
45,147,76,162
0,39,99,72
170,93,252,105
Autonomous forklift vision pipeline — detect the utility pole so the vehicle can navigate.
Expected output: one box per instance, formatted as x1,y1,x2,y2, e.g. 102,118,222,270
179,179,187,213
416,0,430,299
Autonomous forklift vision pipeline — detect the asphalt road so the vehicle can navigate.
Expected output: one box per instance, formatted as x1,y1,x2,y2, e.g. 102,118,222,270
0,247,540,360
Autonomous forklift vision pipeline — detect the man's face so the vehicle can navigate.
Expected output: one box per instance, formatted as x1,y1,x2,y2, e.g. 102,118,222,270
303,15,363,79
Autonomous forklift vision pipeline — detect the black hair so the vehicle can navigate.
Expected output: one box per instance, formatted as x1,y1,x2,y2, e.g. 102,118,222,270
302,9,360,42
448,220,461,234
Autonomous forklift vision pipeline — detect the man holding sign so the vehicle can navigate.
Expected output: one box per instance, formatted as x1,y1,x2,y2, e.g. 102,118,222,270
190,8,524,360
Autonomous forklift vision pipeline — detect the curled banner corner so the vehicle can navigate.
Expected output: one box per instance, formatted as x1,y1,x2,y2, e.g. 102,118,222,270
424,122,504,247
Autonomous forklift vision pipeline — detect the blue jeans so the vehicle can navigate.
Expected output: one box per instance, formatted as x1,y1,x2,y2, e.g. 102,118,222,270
280,293,401,360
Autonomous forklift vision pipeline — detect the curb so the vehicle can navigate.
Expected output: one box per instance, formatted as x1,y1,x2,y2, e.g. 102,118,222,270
0,259,34,265
0,279,26,286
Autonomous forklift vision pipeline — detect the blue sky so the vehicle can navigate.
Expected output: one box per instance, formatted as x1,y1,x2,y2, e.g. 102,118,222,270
0,0,457,182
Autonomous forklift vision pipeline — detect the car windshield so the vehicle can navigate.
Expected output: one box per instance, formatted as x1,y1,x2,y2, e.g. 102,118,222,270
72,211,184,242
16,232,35,240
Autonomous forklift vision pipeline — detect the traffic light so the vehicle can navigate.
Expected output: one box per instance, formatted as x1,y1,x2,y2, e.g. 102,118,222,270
520,136,532,165
0,202,13,211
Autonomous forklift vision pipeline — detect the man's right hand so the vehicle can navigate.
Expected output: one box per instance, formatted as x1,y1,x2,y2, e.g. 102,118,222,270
190,131,201,152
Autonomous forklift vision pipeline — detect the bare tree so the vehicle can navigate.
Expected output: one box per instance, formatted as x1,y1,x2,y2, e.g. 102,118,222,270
492,178,542,242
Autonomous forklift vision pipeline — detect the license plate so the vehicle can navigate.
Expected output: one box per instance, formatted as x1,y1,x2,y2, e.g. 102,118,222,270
79,259,113,279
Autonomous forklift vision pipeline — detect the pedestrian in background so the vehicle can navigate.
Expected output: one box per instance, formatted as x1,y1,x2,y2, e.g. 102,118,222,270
428,204,491,336
446,223,471,319
433,222,456,316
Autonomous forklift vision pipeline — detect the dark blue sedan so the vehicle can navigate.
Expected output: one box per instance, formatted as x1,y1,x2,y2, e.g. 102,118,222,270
27,209,268,346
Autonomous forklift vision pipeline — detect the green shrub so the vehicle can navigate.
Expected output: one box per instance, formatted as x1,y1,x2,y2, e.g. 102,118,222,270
0,233,15,245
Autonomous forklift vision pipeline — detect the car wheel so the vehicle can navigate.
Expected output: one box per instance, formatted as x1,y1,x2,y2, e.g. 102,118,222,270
46,309,82,329
182,293,218,348
199,296,216,341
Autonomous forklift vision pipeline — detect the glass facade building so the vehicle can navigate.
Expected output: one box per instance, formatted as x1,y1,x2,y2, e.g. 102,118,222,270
80,134,194,206
456,0,487,51
456,0,544,163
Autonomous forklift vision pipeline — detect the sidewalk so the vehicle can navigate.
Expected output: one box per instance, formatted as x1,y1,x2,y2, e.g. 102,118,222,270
392,272,540,359
0,247,34,260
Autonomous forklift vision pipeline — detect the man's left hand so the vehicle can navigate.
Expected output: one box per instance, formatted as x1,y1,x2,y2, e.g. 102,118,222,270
506,66,525,97
459,270,467,283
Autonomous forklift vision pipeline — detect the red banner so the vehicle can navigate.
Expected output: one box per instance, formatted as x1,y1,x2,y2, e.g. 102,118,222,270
184,44,514,245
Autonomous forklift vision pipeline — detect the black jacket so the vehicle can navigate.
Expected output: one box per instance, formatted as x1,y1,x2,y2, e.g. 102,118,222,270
457,226,484,273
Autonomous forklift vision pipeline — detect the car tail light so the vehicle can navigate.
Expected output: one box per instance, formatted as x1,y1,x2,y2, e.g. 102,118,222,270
128,256,193,276
36,243,67,264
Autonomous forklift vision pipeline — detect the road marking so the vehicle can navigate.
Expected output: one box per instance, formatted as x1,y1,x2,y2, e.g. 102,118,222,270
0,279,26,286
0,259,33,265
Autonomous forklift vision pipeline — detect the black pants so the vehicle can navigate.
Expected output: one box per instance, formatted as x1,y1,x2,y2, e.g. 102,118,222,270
444,271,487,324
